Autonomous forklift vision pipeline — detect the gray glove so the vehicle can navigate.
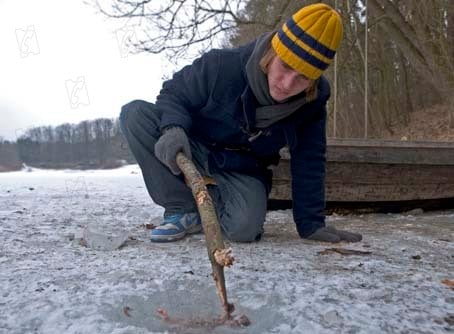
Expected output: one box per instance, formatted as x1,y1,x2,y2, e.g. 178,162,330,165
154,126,192,175
307,226,362,243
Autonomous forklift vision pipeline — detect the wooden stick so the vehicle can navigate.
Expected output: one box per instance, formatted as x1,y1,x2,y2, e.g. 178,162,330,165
175,152,235,317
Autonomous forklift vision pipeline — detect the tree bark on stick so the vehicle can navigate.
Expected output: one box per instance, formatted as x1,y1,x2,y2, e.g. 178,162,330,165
175,152,235,318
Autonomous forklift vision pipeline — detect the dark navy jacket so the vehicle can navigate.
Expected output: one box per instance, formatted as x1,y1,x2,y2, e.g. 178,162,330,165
155,40,329,238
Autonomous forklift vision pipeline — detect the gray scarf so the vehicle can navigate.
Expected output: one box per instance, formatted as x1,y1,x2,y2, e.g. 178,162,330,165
246,32,308,129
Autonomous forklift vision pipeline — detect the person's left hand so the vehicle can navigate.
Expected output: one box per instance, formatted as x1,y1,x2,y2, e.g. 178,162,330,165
154,126,191,175
306,226,362,243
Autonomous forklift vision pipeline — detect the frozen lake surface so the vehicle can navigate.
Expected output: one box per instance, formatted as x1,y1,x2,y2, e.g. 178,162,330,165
0,166,453,333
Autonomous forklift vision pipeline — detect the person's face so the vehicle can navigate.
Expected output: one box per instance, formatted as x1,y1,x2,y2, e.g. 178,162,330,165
267,56,312,102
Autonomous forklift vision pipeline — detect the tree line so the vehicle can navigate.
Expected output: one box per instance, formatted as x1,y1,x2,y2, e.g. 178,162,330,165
0,118,135,171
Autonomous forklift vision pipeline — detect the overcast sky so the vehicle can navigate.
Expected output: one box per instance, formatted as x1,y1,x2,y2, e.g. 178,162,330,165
0,0,176,140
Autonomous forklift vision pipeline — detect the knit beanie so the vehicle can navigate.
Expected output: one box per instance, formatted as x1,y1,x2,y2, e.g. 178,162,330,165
271,3,343,80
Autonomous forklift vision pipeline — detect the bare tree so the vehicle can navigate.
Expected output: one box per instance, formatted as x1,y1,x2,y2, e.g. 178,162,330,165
367,0,454,128
89,0,286,59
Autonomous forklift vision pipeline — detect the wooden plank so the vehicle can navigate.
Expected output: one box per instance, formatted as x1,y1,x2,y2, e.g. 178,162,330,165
270,179,454,201
327,138,454,148
327,145,454,165
272,139,454,202
274,161,454,185
279,139,454,165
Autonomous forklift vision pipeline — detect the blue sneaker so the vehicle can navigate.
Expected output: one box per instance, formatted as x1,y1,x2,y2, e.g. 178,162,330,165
150,212,202,242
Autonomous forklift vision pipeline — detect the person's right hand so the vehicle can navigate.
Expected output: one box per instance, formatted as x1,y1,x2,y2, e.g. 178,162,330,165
154,126,192,175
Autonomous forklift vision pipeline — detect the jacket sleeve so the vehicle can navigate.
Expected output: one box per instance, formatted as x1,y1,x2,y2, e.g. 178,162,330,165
290,103,327,238
155,50,220,133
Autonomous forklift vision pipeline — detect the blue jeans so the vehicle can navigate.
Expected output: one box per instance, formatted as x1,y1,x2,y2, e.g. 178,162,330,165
119,100,267,242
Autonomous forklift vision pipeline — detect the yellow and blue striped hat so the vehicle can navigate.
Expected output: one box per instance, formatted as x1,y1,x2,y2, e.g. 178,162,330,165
271,3,343,80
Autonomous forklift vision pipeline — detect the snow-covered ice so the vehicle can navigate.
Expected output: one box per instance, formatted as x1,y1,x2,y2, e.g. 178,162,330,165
0,166,453,333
